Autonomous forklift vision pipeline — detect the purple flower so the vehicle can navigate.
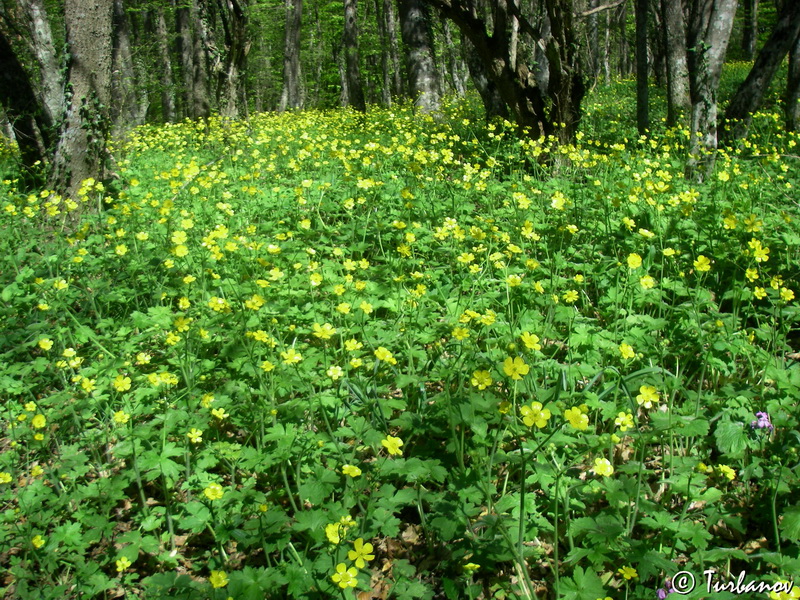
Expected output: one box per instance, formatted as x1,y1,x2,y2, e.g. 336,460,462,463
750,411,773,431
657,579,675,599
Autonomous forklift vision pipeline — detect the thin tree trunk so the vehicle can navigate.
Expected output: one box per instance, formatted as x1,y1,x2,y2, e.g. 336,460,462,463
618,2,630,76
0,28,50,179
636,0,649,133
399,0,441,113
509,0,519,71
154,6,176,122
588,0,599,85
112,0,147,135
723,0,800,138
343,0,366,111
17,0,63,127
176,2,194,118
279,0,304,111
742,0,758,59
374,0,392,104
603,8,611,82
216,0,249,118
662,0,691,125
685,0,738,180
788,29,800,131
50,0,114,197
192,0,211,118
444,19,468,95
385,0,403,97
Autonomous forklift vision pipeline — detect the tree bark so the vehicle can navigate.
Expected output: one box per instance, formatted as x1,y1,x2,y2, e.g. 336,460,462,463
111,0,147,135
685,0,738,180
343,0,367,110
152,5,176,122
16,0,63,127
399,0,441,113
385,0,404,97
176,1,195,118
788,27,800,131
443,18,468,94
279,0,304,111
636,0,649,133
0,27,51,179
49,0,114,197
191,0,211,118
723,0,800,139
216,0,249,118
742,0,758,59
661,0,691,125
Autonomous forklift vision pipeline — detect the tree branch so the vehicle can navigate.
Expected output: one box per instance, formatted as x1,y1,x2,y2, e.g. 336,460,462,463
576,0,625,18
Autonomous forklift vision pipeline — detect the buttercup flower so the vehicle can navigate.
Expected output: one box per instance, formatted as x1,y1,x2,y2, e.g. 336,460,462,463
204,483,224,501
381,435,403,456
503,356,529,380
618,565,637,580
209,570,229,588
342,464,361,478
470,370,492,390
115,556,132,572
564,407,589,431
331,563,358,589
520,402,551,428
593,458,614,477
348,538,375,568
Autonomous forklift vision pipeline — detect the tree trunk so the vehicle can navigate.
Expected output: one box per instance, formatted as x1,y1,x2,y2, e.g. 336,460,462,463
723,0,800,139
176,2,195,118
49,0,114,197
0,28,51,180
385,0,404,97
443,19,468,94
544,0,585,142
636,0,649,134
603,8,611,82
374,0,392,104
17,0,63,127
685,0,738,180
399,0,441,113
153,6,176,122
742,0,758,59
192,0,211,118
216,0,249,118
111,0,147,135
618,1,630,76
343,0,367,110
588,0,600,85
788,28,800,131
662,0,691,125
279,0,304,111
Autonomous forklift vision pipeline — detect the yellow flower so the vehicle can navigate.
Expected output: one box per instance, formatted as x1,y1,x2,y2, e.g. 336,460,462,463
745,268,758,282
503,356,529,380
717,464,736,481
754,287,767,299
115,556,132,572
113,411,130,425
636,385,659,408
113,375,132,392
187,428,203,444
593,458,615,477
564,407,589,431
452,326,470,340
520,402,551,428
0,472,11,484
204,483,224,501
693,255,711,272
563,290,579,303
381,435,404,456
38,338,53,351
115,244,128,256
374,347,397,365
342,465,361,478
31,535,45,549
769,582,799,600
619,343,635,360
31,414,46,429
639,275,655,289
470,370,492,390
171,230,187,244
211,408,229,420
780,287,795,302
615,412,634,432
359,301,373,314
326,522,343,544
348,538,375,568
281,348,302,364
209,570,229,588
336,302,351,314
312,322,336,340
617,565,637,579
520,332,541,351
331,563,358,589
327,365,344,380
627,253,642,269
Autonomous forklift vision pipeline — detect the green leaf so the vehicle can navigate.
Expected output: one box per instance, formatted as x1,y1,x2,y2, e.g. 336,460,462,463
779,505,800,542
559,566,606,600
714,419,748,458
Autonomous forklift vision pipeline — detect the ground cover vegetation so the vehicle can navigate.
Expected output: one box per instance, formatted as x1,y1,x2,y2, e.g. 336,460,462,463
0,78,799,599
